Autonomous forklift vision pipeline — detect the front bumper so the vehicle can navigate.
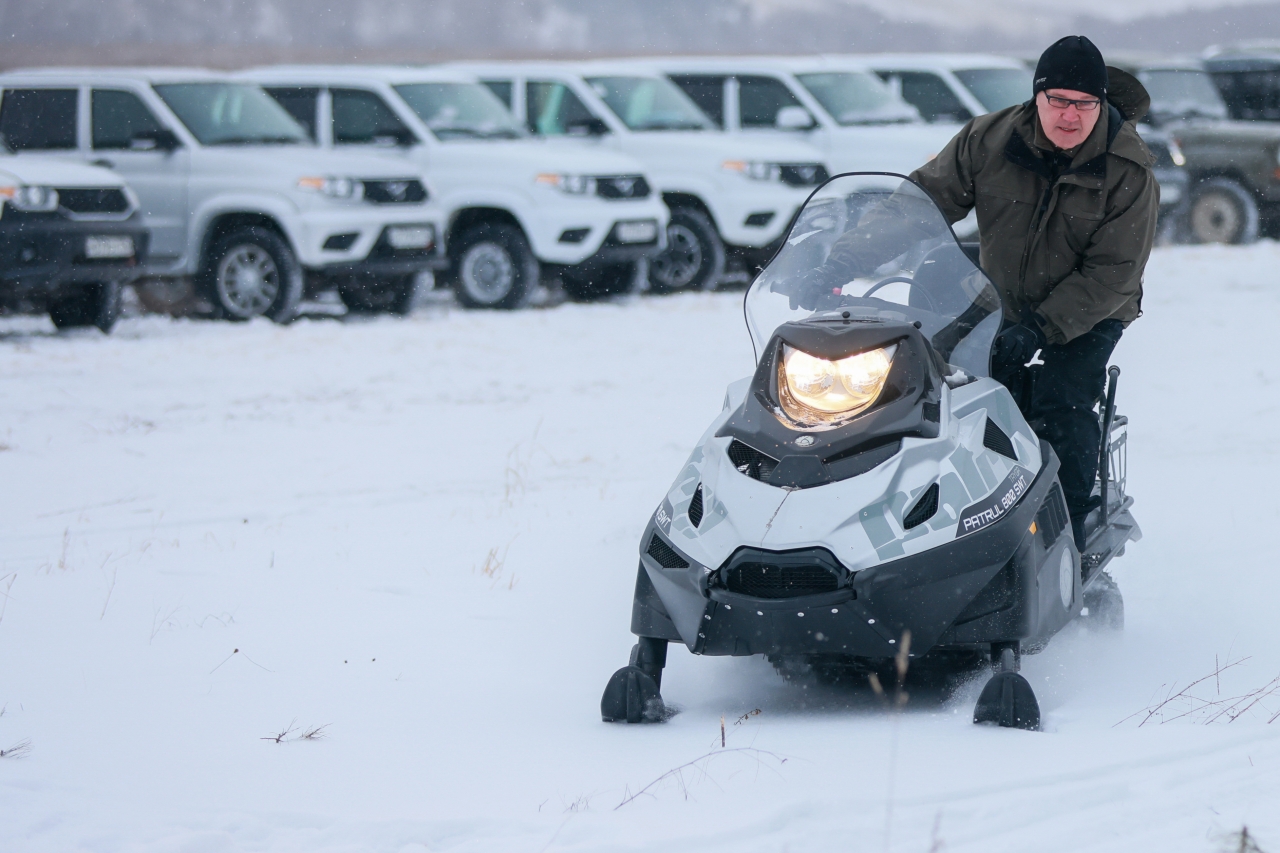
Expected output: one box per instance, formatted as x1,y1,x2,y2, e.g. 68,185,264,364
705,181,812,249
296,204,448,273
520,195,670,265
633,445,1066,660
0,213,148,304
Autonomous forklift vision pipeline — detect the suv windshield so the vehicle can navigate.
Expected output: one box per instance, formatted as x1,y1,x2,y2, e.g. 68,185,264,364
393,83,524,140
746,173,1001,377
1139,69,1229,120
796,72,917,124
153,83,308,145
585,76,713,131
953,67,1032,112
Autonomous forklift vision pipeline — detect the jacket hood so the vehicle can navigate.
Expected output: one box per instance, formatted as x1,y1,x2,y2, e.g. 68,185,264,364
1105,66,1150,124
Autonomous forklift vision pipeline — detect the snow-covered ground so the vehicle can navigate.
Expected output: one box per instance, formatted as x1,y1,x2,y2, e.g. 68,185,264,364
2,243,1279,853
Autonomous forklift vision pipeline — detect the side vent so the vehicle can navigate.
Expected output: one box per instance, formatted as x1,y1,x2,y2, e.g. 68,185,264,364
727,440,779,481
688,484,704,528
983,417,1018,460
646,533,689,569
1037,483,1069,547
902,483,939,530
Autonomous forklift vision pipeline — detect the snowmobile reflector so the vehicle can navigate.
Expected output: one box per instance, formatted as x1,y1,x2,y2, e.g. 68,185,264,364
1029,521,1038,534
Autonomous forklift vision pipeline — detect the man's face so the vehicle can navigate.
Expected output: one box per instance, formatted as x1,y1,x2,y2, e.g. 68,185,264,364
1036,88,1102,150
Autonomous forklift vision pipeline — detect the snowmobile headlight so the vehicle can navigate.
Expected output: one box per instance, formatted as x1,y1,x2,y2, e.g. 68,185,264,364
779,343,897,426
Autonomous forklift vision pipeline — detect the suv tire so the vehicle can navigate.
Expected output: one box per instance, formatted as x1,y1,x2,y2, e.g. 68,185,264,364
200,226,303,322
49,281,121,333
449,223,537,310
338,274,418,316
649,208,724,294
1187,177,1260,245
561,262,639,302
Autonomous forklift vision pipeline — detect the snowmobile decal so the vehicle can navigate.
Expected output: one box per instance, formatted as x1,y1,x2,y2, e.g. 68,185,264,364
958,466,1032,535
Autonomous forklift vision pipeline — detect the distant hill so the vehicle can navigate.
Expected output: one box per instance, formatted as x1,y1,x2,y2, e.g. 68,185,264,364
1,0,1277,67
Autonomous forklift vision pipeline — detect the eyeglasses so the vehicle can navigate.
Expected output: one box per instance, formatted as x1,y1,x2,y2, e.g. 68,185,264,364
1042,94,1102,111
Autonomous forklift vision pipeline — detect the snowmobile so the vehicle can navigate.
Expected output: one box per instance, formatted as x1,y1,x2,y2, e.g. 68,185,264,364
601,173,1140,730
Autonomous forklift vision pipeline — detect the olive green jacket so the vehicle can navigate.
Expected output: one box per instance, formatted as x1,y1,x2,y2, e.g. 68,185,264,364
906,77,1159,344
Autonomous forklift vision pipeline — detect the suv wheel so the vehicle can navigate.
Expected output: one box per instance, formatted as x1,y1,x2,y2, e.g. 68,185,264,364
649,208,724,294
49,281,121,333
561,262,639,302
338,274,418,315
200,226,303,322
449,223,537,310
1187,178,1260,245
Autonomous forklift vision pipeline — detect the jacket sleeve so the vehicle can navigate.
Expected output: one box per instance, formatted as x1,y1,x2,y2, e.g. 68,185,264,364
908,119,981,225
1034,165,1159,344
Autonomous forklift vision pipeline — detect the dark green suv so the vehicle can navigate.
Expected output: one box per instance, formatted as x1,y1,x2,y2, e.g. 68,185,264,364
1129,61,1280,244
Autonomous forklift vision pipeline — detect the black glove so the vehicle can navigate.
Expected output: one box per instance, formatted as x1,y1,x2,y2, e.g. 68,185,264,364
787,269,842,311
993,320,1047,367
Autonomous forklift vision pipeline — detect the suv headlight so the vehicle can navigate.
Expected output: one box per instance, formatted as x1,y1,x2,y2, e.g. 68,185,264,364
1168,138,1186,167
535,173,597,195
296,176,364,200
777,343,897,427
722,160,782,181
0,184,60,212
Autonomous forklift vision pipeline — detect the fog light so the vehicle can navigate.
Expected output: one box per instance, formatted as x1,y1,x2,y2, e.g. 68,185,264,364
84,235,135,259
386,225,434,250
613,219,658,244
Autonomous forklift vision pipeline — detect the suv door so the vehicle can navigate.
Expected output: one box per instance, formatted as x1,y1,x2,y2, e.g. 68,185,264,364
667,74,728,128
262,87,322,141
90,87,190,261
737,74,816,133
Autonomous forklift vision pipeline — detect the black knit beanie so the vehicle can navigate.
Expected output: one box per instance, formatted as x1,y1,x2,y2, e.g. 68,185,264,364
1033,36,1108,100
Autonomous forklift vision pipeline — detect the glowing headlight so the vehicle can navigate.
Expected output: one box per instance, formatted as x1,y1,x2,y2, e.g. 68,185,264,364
296,176,362,200
722,160,782,182
535,173,596,195
0,184,60,212
778,343,897,426
1169,138,1187,167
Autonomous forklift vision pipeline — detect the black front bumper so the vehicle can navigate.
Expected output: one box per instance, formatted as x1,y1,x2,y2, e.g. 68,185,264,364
0,213,148,306
632,443,1071,660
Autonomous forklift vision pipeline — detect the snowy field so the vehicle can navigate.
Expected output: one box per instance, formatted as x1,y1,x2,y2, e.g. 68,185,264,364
2,243,1279,853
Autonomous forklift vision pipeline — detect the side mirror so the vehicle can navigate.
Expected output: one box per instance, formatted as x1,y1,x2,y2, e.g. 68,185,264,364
372,128,418,147
776,106,815,130
130,129,182,152
566,116,610,137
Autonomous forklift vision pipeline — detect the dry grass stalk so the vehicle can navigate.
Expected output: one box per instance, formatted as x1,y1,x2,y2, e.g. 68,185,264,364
615,747,786,810
1116,655,1280,727
0,739,32,759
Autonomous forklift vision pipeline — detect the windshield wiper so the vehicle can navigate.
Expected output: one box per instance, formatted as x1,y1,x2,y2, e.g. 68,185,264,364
208,135,305,146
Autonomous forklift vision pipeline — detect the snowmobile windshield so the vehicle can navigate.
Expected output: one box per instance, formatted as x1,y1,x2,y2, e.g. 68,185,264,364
745,173,1003,378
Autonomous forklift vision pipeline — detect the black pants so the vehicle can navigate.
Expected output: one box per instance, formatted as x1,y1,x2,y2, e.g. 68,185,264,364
992,318,1124,517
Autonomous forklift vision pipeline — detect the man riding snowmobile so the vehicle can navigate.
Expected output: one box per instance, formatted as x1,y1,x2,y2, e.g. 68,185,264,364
798,36,1158,550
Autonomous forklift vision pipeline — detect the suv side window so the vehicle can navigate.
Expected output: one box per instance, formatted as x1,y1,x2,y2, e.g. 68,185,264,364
0,88,78,151
263,87,320,141
881,72,972,123
526,81,595,136
738,75,808,128
668,75,726,127
331,88,414,144
92,89,164,150
482,80,513,109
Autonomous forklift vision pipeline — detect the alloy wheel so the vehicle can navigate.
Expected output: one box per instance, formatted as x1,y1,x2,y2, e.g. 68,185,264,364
459,242,515,305
217,244,281,317
650,223,703,290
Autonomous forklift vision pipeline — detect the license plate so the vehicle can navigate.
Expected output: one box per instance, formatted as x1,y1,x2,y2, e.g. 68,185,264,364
85,235,135,259
614,220,658,244
386,225,434,250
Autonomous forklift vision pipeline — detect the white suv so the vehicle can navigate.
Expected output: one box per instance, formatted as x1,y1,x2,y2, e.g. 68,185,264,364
238,66,669,306
859,54,1033,127
633,56,955,176
0,69,447,321
447,60,833,292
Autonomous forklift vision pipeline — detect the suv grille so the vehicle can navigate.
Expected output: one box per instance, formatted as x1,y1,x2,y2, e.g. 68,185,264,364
728,440,778,481
779,164,830,187
57,188,130,215
595,175,651,199
361,179,427,204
